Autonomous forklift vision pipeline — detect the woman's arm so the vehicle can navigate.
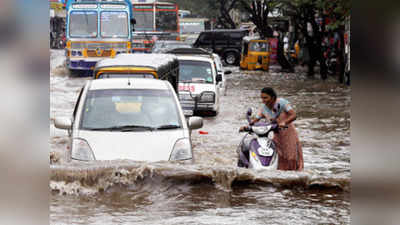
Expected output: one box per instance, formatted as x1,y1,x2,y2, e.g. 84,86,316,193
278,109,296,127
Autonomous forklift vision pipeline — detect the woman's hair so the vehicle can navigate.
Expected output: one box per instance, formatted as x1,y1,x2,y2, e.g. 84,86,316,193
261,87,277,99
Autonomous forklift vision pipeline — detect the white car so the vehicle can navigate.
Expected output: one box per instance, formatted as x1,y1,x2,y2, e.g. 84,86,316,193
54,78,203,162
177,55,224,116
212,53,231,96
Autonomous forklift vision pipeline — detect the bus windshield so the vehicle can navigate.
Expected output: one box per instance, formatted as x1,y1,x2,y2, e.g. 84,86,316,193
133,11,154,31
156,11,177,31
69,11,98,37
101,12,129,38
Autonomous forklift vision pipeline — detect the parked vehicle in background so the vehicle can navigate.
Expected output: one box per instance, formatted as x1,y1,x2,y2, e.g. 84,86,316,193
193,29,248,66
65,0,135,71
239,36,271,71
168,48,231,107
177,55,220,116
54,78,203,162
183,34,199,45
179,18,210,40
132,1,180,53
212,54,230,96
93,53,179,93
151,40,192,53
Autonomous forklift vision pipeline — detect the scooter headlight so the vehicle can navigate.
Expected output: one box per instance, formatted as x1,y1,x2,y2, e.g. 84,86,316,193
252,126,270,135
169,138,192,161
71,138,95,161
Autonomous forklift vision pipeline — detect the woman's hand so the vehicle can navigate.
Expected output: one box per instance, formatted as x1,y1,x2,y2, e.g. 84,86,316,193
239,126,248,132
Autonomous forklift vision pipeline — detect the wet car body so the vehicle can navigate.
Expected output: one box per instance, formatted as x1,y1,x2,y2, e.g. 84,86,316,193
54,78,203,162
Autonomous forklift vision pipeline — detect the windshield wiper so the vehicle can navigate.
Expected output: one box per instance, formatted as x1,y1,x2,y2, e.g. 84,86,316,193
154,125,181,130
87,125,155,132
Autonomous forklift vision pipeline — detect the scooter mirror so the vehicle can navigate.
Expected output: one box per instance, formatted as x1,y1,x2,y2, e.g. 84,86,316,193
246,108,252,123
247,108,252,116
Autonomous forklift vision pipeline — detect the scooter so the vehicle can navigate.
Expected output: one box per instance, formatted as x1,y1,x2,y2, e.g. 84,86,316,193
237,108,282,170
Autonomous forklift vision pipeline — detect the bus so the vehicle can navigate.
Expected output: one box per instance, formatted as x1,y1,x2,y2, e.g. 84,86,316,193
65,0,135,71
131,1,180,52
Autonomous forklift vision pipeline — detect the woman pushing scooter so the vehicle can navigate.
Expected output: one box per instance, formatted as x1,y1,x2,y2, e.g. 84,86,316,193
240,87,304,171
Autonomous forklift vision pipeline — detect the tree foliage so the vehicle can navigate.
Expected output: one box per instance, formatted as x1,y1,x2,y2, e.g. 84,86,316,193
239,0,276,38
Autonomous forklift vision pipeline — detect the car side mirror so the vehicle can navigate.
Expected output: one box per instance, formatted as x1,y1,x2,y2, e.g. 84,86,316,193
188,116,203,130
54,117,72,130
216,74,222,83
224,70,232,75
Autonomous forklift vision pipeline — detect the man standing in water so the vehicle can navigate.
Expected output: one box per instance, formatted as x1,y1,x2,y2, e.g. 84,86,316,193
241,87,304,171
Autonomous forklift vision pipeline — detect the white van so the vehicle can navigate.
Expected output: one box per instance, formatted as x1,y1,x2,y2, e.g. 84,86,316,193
54,78,203,162
177,55,221,116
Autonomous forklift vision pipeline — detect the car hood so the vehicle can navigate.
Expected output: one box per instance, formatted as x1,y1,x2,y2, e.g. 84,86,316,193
78,129,187,161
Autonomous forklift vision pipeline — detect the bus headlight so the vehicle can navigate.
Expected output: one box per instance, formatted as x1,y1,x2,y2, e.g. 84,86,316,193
71,51,77,56
169,138,192,161
71,138,95,161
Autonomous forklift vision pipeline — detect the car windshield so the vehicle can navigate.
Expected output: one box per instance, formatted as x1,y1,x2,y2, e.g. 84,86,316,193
179,60,213,83
69,11,98,37
101,12,129,38
97,73,155,79
80,89,181,130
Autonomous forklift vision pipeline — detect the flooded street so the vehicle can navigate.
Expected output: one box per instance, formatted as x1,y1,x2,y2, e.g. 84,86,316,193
50,50,350,224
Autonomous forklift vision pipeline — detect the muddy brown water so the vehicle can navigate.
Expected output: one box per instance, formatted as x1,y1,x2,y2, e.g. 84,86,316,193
50,50,350,224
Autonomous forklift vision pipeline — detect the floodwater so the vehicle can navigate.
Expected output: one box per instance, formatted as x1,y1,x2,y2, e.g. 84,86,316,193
50,50,350,225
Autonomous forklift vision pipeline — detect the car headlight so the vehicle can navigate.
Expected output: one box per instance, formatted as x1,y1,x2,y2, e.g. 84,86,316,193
169,138,192,161
71,138,95,161
199,92,215,103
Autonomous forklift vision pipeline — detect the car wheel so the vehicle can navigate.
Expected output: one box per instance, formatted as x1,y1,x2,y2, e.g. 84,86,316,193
224,52,238,65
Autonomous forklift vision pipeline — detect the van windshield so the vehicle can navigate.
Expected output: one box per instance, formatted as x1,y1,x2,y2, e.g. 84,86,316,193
178,60,214,83
80,89,181,130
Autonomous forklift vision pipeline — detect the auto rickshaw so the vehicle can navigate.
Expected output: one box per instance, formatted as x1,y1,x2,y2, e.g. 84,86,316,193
239,37,271,71
93,53,180,93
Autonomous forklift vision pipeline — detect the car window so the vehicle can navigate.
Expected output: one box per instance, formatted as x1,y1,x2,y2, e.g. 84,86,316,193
80,89,181,130
229,32,245,41
214,32,228,45
179,60,214,83
197,33,213,44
